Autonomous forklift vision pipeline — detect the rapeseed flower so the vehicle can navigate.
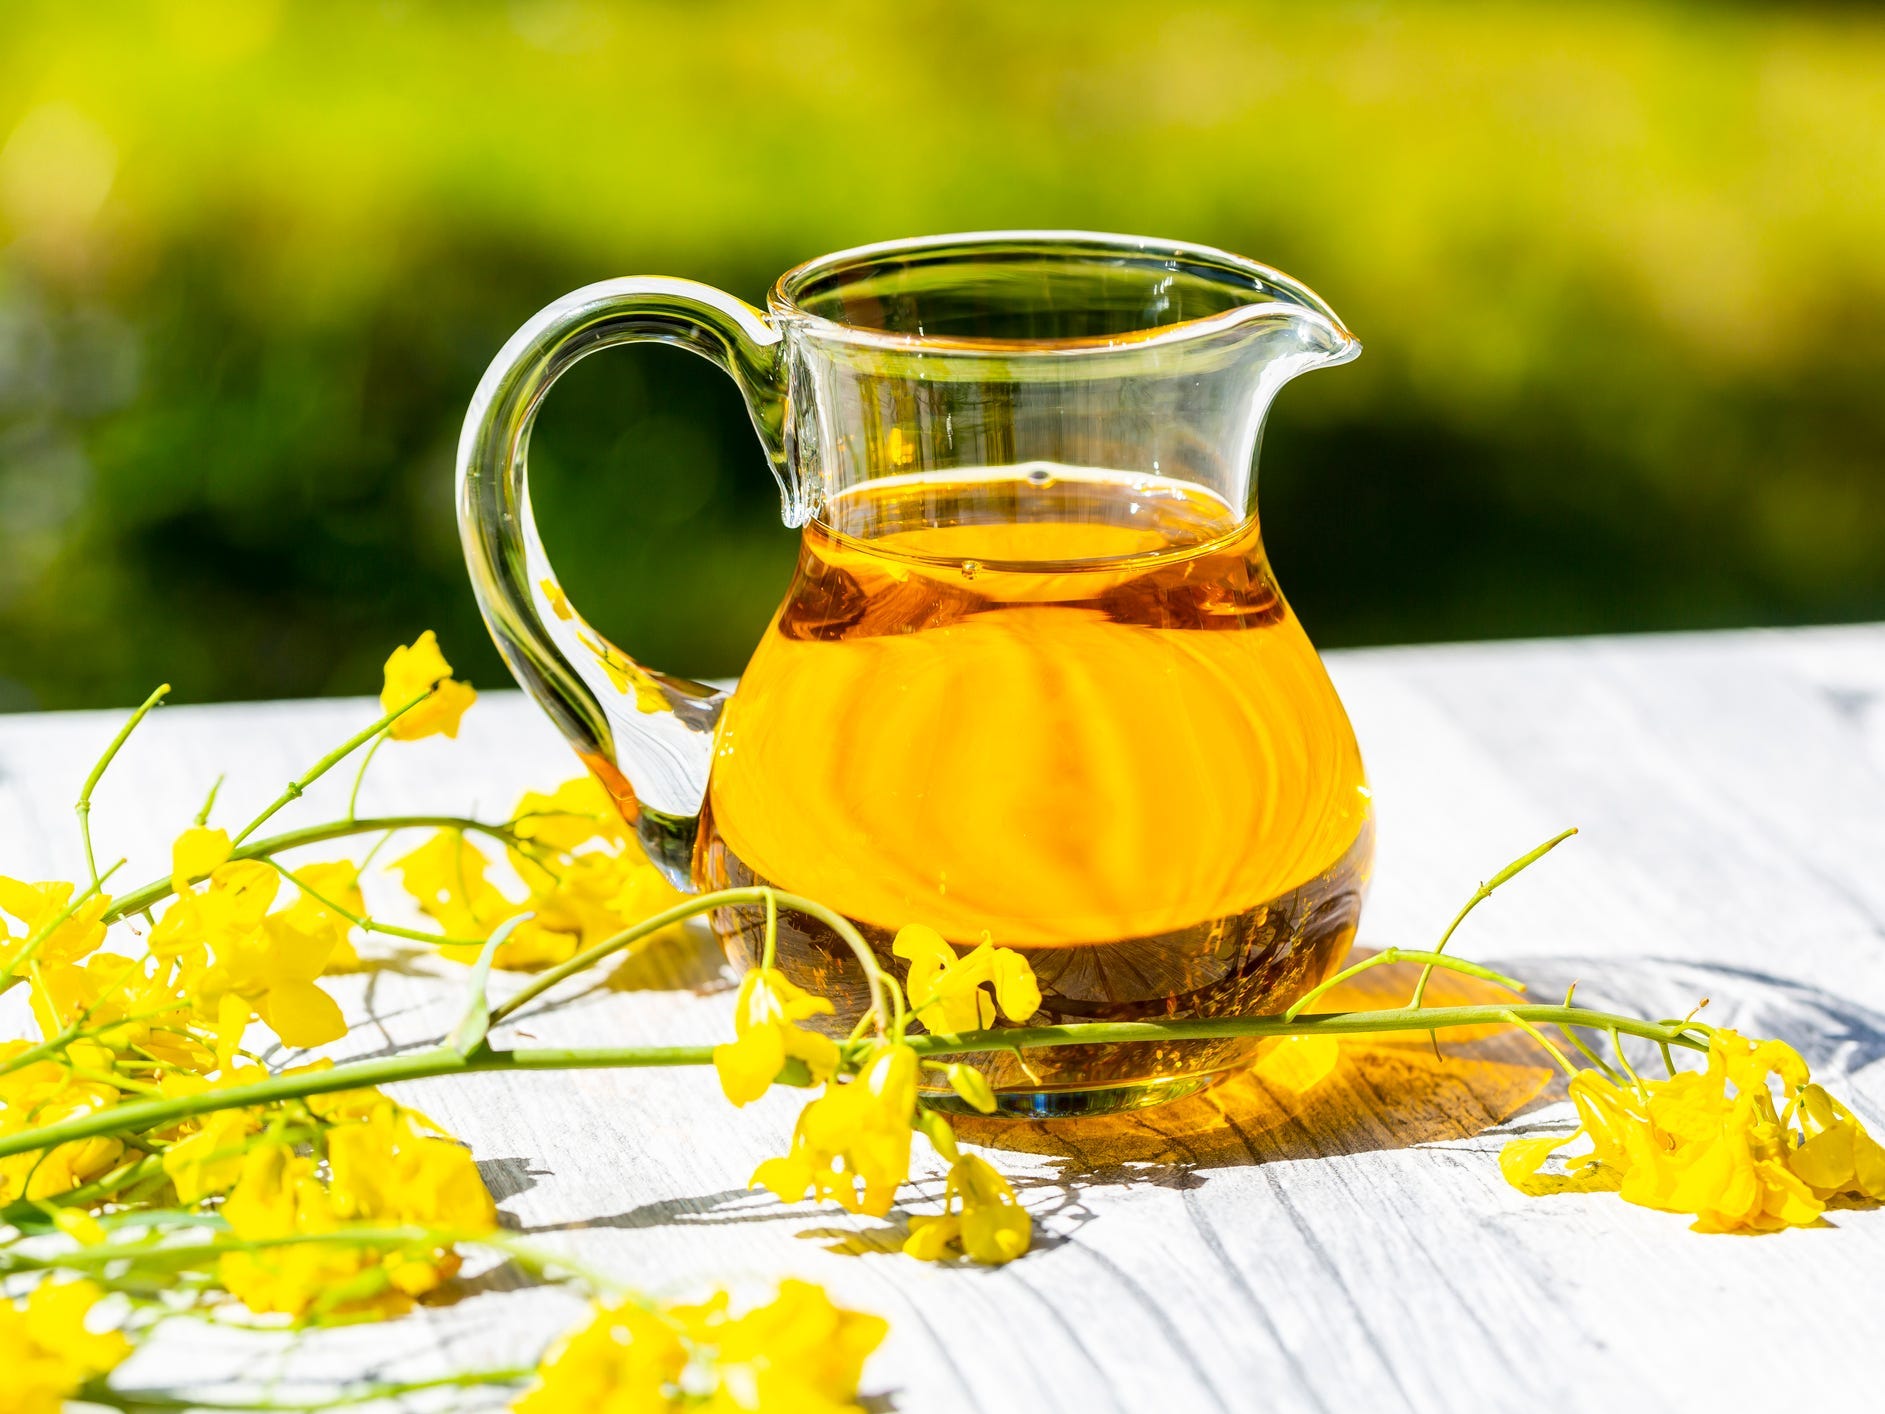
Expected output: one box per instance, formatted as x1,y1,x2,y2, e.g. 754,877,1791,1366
1503,1027,1885,1231
0,1280,129,1414
0,1049,124,1203
713,968,841,1106
170,825,231,895
892,924,1040,1034
904,1151,1032,1265
752,1042,919,1217
217,1101,494,1319
516,1280,884,1414
394,775,684,970
0,876,110,972
153,858,348,1048
380,631,476,741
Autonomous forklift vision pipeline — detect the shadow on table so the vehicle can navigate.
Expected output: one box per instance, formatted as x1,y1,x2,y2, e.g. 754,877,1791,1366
600,920,731,995
954,956,1558,1180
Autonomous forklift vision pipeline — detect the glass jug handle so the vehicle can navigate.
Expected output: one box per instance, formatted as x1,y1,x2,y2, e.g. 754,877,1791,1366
455,278,786,885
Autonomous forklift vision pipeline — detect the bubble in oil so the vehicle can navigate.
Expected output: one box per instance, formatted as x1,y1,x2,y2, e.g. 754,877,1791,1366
1025,465,1055,487
961,560,980,580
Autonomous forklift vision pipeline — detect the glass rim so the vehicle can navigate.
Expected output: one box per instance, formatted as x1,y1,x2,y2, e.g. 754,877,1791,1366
768,229,1355,356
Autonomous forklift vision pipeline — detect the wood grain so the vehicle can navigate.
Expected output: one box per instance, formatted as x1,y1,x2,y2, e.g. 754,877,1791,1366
2,623,1882,1411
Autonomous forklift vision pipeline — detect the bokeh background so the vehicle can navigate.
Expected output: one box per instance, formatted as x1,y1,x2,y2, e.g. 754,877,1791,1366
2,0,1881,711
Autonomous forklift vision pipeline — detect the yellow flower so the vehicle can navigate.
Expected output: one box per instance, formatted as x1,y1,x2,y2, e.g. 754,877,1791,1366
154,860,347,1049
1502,1027,1885,1232
752,1042,918,1217
284,860,367,972
1791,1083,1885,1201
0,1049,124,1203
171,825,232,895
0,876,110,971
0,1279,129,1414
326,1102,497,1236
516,1281,885,1414
218,1102,492,1319
149,1062,282,1201
27,952,205,1070
506,850,671,969
714,969,841,1106
395,779,686,971
892,924,1040,1034
515,1299,688,1412
509,774,631,855
680,1279,887,1412
904,1152,1033,1266
393,831,519,941
380,631,477,741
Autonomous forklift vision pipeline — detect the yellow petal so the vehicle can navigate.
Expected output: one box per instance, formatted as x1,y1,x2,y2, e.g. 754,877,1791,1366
893,923,956,971
1853,1126,1885,1200
382,630,451,704
988,947,1042,1021
171,826,232,895
715,1025,787,1107
1499,1133,1573,1194
902,1214,961,1262
751,1154,814,1205
781,1024,842,1085
1790,1125,1857,1194
954,1153,1032,1264
51,1206,108,1245
260,911,340,985
539,577,575,621
260,980,347,1048
382,632,477,740
0,875,55,927
945,1063,999,1114
207,859,281,925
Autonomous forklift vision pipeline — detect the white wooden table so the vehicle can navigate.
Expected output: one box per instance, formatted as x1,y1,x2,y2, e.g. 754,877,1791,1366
5,624,1883,1412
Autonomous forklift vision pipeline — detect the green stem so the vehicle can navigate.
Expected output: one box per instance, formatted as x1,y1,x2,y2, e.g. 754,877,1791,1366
1286,948,1524,1020
0,1004,1709,1163
261,857,485,949
25,1152,169,1211
0,1021,85,1078
193,774,225,828
345,733,388,821
15,1217,624,1299
75,684,171,888
1410,827,1576,1009
102,814,538,925
1501,1010,1579,1077
487,886,886,1030
230,694,429,847
96,1368,535,1413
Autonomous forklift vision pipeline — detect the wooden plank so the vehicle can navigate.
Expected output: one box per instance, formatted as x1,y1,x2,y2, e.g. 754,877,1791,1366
3,624,1883,1411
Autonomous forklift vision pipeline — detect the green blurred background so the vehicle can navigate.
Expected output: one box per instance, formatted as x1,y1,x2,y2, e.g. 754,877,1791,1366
1,0,1881,711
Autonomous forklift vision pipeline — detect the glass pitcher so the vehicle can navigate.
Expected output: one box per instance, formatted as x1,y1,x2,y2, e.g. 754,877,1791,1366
458,232,1373,1117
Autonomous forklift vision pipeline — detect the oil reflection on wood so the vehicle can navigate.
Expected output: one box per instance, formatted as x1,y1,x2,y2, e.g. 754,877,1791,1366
955,952,1556,1172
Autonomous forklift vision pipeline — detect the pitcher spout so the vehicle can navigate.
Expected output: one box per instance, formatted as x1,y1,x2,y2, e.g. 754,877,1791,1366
1215,286,1361,379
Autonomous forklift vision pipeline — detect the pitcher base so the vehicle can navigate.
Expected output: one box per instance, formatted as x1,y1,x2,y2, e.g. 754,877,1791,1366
920,1071,1222,1120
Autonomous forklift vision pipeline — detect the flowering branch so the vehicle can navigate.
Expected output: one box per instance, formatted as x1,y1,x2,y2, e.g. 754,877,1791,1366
0,995,1712,1166
100,814,542,925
